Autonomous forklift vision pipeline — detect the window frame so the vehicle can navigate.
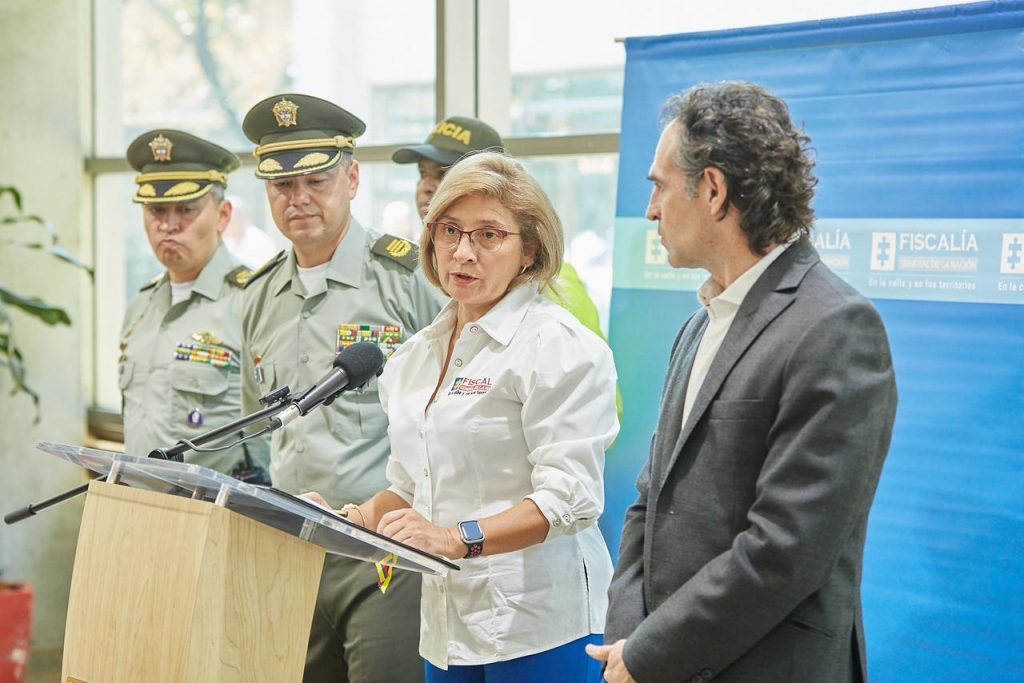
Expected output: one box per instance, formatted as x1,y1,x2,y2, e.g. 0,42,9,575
86,0,620,438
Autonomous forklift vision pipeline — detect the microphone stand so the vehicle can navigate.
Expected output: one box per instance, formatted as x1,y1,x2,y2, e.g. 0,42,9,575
4,386,297,525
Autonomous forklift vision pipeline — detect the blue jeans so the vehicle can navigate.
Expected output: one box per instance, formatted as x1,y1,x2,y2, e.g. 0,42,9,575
424,634,604,683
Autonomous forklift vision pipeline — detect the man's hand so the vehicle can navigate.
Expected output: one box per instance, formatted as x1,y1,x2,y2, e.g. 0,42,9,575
378,508,462,558
586,640,636,683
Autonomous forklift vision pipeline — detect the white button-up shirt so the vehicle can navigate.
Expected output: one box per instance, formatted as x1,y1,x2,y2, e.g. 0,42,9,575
682,242,790,428
379,283,619,668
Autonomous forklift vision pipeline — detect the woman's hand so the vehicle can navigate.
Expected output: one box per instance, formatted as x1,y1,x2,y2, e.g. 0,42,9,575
378,508,463,559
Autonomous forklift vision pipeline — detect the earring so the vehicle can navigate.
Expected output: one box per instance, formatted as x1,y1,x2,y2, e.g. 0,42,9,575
520,264,528,275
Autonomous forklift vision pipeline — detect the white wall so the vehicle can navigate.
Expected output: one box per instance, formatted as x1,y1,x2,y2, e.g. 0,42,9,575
0,0,92,650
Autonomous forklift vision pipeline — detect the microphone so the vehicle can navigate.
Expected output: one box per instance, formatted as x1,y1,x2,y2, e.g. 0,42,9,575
270,342,385,430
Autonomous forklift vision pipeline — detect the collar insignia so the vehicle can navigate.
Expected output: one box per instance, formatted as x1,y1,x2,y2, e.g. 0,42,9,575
273,98,299,127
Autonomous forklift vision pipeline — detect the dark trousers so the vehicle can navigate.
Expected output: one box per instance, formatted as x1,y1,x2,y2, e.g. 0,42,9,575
303,553,424,683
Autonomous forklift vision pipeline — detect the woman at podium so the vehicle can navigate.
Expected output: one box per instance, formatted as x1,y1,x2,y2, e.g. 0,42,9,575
309,152,619,682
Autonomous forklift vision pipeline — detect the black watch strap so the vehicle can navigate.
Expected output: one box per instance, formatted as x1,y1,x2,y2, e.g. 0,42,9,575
458,520,484,559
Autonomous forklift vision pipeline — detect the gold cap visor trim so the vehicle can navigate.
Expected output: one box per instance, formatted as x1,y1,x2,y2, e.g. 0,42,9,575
132,182,214,204
255,149,344,179
253,135,355,159
134,169,228,185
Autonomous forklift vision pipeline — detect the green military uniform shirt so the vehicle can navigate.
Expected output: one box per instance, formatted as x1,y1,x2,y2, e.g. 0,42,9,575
241,219,444,507
119,243,268,473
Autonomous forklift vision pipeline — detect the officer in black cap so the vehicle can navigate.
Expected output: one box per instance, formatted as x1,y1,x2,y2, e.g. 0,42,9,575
120,130,268,479
392,115,503,220
240,94,442,683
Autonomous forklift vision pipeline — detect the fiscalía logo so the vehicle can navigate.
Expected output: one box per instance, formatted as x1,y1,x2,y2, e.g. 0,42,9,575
897,231,978,252
870,232,897,271
812,228,851,251
644,229,668,265
1001,233,1024,275
449,377,492,396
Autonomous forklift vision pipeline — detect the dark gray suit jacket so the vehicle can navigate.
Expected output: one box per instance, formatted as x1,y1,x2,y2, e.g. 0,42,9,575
606,239,897,683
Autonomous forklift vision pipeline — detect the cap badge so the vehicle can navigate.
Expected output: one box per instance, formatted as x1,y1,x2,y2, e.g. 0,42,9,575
273,98,299,127
148,134,174,162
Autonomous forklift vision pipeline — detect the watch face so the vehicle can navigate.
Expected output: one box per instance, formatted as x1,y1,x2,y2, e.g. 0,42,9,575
459,520,484,543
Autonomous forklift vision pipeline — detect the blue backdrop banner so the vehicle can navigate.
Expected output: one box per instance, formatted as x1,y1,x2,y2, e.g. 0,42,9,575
605,2,1024,680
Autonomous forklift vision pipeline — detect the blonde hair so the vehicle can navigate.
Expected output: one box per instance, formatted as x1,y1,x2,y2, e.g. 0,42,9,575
419,151,563,292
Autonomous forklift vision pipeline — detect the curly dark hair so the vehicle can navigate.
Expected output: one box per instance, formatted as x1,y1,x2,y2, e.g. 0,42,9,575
661,82,817,255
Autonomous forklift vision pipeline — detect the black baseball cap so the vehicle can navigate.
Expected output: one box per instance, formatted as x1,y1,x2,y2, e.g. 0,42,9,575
392,116,504,167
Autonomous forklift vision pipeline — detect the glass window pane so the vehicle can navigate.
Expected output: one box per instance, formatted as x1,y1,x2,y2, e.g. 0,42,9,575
520,155,617,334
355,161,423,243
507,0,968,136
99,0,435,156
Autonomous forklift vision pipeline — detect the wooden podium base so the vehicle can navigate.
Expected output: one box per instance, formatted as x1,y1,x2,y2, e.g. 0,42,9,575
62,481,325,683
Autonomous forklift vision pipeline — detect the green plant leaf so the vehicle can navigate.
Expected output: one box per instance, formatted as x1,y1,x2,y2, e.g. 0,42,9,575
0,329,42,421
1,186,82,423
0,240,94,277
1,214,56,242
0,284,71,326
46,245,95,277
0,304,13,333
0,185,23,212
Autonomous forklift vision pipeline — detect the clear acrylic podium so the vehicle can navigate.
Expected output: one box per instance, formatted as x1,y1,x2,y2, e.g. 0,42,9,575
41,441,456,683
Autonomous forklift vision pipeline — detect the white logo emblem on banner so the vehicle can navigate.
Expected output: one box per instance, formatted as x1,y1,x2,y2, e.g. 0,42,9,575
1000,233,1024,275
644,229,668,265
870,232,897,271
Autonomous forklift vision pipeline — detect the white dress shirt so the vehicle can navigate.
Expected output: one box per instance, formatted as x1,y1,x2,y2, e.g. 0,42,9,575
682,242,790,429
379,283,619,669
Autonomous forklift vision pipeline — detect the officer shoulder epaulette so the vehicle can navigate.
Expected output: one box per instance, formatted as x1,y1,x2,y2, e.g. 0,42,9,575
242,250,287,288
225,265,254,288
371,234,419,271
139,273,164,291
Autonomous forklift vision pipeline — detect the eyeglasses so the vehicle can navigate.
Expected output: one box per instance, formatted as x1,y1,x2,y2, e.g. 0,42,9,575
427,222,520,252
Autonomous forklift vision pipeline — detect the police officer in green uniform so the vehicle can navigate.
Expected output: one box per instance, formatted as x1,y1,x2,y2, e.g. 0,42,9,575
393,116,623,419
120,130,269,477
240,94,443,683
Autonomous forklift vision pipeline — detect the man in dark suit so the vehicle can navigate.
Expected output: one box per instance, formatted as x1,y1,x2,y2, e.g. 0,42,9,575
587,82,898,682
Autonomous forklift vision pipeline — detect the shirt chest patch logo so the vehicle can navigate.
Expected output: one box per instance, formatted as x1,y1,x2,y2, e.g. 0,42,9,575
448,377,492,396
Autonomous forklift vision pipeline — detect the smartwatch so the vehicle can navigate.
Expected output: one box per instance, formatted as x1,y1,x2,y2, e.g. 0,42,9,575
457,520,485,559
